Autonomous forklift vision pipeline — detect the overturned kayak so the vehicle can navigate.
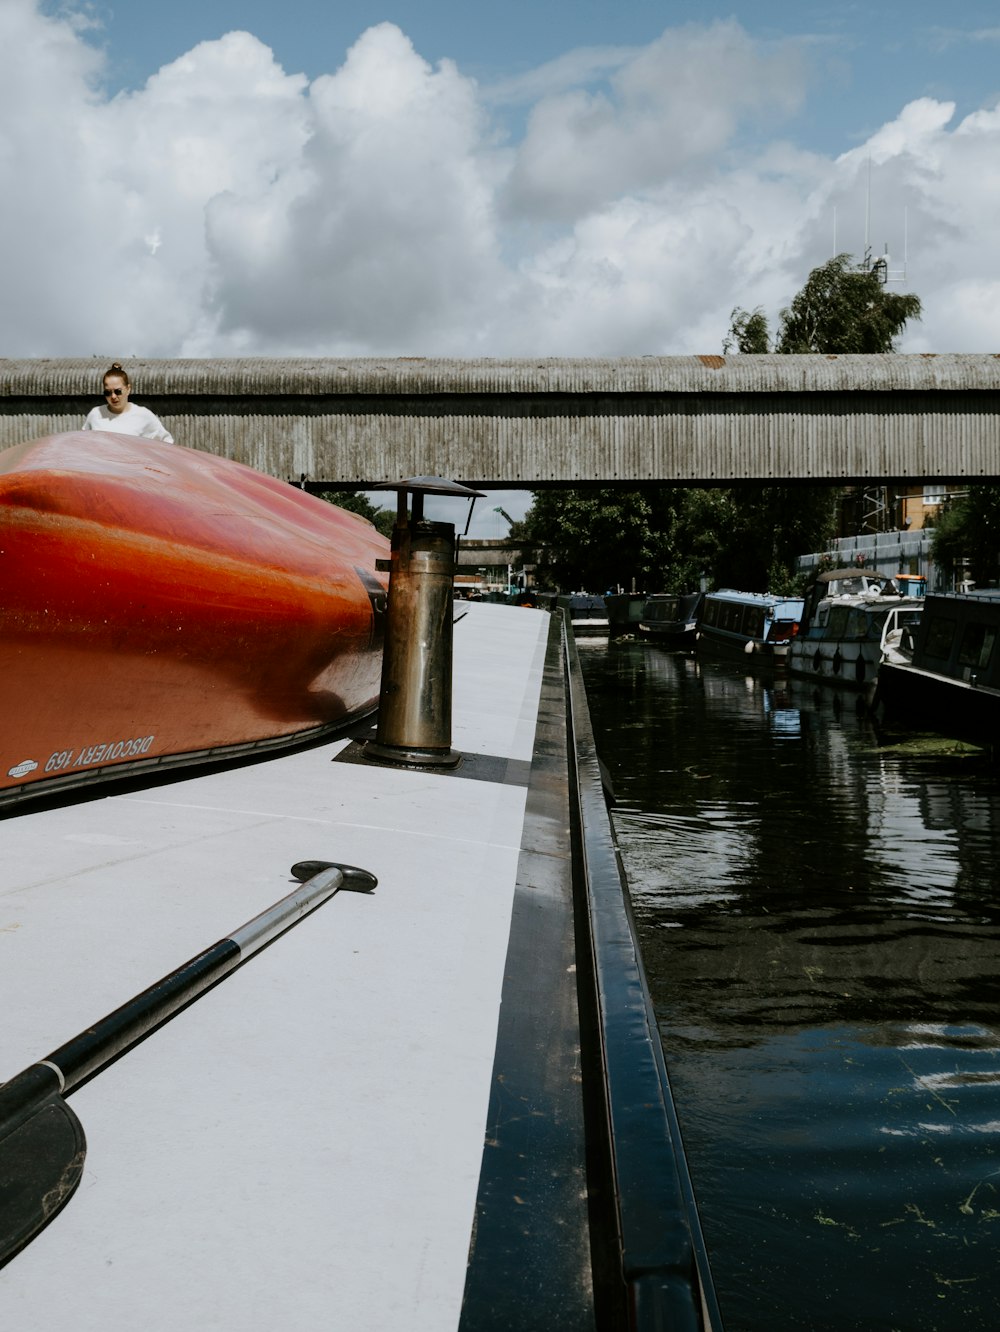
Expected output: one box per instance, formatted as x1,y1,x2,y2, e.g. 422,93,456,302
1,432,389,806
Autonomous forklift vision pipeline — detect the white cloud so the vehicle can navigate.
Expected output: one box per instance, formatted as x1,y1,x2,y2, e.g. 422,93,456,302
485,45,638,108
200,24,508,354
501,20,808,223
2,2,1000,362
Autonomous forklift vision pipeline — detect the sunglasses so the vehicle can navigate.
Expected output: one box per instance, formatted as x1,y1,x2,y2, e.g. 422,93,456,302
104,387,126,397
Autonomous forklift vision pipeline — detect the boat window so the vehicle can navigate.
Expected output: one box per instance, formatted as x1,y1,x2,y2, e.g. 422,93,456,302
830,577,865,596
851,609,876,638
924,616,957,660
769,619,798,642
957,622,997,671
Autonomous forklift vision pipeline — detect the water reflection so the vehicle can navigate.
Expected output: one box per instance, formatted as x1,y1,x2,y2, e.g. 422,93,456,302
579,641,1000,1331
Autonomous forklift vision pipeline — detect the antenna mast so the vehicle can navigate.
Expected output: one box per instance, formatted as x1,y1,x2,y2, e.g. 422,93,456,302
859,157,908,284
864,155,872,268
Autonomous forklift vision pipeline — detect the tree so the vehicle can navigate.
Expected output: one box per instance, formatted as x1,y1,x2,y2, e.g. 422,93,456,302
726,253,922,356
317,489,395,538
721,485,838,592
517,487,676,593
652,488,735,593
931,487,1000,587
723,306,770,354
776,254,922,353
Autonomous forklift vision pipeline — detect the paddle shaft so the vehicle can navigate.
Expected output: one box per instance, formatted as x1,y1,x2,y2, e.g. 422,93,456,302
0,861,376,1270
1,864,348,1114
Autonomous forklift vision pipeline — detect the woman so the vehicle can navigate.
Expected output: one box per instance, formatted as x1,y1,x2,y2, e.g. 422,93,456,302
83,362,174,442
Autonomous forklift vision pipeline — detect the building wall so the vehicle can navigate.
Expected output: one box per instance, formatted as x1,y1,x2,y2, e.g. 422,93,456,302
797,531,942,587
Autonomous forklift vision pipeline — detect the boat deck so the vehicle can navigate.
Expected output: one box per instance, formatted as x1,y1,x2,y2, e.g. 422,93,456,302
2,601,719,1331
2,604,552,1331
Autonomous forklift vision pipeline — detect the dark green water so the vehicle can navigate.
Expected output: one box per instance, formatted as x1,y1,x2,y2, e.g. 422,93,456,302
578,640,1000,1332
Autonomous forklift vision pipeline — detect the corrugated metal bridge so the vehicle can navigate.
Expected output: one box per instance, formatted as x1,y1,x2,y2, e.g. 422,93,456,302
2,355,998,484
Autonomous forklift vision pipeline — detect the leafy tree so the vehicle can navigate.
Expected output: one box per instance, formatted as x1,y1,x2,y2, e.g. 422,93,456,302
776,254,922,353
518,487,651,592
727,253,922,355
517,482,837,596
723,485,838,592
931,487,1000,587
651,485,838,595
317,489,395,538
723,306,770,354
654,488,735,592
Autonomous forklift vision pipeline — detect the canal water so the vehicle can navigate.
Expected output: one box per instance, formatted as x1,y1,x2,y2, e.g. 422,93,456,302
578,639,1000,1332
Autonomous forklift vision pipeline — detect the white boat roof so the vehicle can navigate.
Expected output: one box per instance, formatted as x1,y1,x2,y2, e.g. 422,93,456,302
708,589,803,609
1,602,549,1331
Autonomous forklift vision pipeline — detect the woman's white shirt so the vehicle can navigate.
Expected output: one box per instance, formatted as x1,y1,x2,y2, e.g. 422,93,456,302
83,404,174,443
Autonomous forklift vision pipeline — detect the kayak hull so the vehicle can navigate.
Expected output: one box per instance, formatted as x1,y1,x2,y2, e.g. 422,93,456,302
1,433,389,805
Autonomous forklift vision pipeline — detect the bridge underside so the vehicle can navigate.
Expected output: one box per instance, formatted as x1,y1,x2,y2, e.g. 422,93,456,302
2,356,998,485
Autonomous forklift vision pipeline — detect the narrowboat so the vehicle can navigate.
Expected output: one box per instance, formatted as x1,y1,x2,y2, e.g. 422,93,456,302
0,432,389,806
556,592,609,637
638,591,703,648
873,590,1000,745
696,589,804,661
604,592,647,638
787,568,924,692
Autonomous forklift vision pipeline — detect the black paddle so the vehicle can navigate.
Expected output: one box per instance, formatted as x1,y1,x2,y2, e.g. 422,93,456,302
0,859,376,1268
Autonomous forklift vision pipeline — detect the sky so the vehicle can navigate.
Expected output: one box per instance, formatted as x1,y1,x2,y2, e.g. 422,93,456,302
7,1,1000,532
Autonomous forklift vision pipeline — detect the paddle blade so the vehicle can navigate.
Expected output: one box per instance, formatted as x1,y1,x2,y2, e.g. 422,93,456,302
0,1068,86,1269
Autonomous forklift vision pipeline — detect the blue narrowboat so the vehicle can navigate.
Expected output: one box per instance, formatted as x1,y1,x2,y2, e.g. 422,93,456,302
697,589,804,661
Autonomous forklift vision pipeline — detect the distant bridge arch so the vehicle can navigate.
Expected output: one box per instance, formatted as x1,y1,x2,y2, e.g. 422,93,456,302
2,355,998,485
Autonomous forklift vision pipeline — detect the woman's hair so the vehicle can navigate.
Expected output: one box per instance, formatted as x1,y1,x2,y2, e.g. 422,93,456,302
102,361,130,388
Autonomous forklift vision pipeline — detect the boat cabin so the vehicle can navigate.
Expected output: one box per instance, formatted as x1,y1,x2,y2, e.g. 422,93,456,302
799,569,925,637
638,592,703,645
874,590,1000,744
910,591,1000,688
697,590,804,658
556,593,609,637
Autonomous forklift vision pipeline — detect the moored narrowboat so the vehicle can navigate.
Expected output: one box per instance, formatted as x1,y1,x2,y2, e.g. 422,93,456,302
787,568,925,691
696,589,804,661
605,592,647,638
874,590,1000,745
638,591,703,648
556,592,609,637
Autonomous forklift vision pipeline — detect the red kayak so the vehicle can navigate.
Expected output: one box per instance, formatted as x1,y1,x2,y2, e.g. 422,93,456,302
1,433,389,806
